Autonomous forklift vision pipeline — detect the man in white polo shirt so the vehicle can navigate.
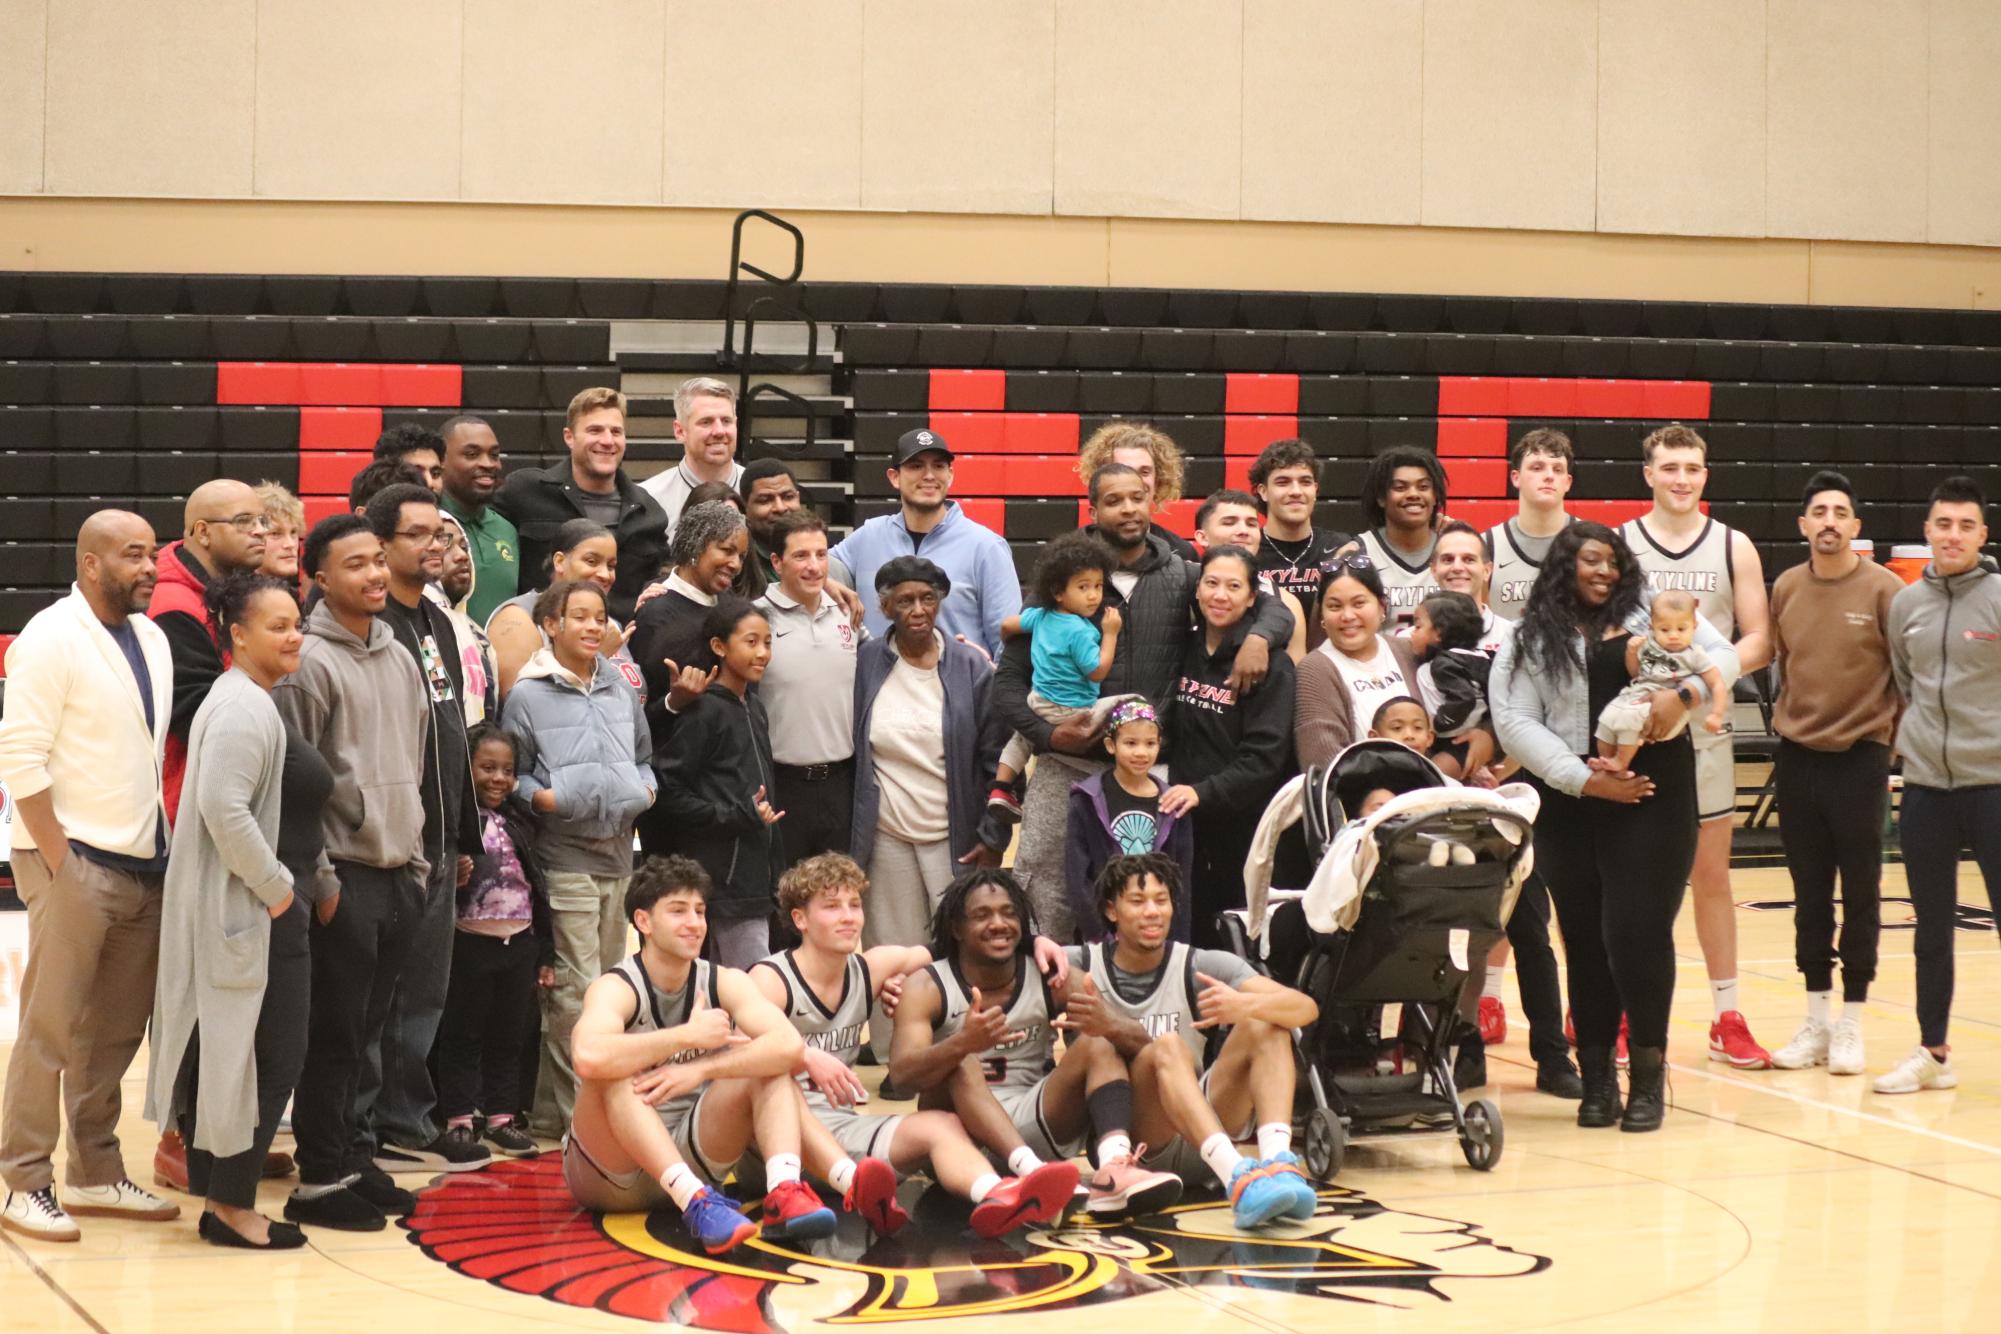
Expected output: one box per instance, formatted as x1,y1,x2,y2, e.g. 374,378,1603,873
756,511,866,869
641,377,746,536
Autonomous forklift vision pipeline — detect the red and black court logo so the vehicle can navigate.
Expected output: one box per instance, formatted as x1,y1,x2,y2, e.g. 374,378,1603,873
402,1155,1547,1330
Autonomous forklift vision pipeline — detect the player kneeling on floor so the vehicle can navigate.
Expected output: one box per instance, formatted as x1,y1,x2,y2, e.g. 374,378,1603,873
1066,853,1320,1230
562,855,834,1254
752,854,1087,1237
890,868,1182,1224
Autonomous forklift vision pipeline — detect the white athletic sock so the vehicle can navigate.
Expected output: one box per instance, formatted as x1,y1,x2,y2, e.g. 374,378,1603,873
662,1162,702,1211
1807,991,1833,1026
1842,999,1868,1023
1097,1132,1133,1164
1711,978,1740,1019
1199,1132,1245,1187
1006,1146,1044,1177
1482,969,1505,1002
766,1153,802,1189
969,1172,1002,1203
1256,1122,1292,1161
826,1157,857,1195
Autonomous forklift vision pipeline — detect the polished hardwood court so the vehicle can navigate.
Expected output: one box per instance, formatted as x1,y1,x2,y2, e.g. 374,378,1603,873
4,863,1999,1333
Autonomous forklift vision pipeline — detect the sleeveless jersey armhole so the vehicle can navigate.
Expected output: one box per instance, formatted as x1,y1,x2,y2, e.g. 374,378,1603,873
748,959,792,1015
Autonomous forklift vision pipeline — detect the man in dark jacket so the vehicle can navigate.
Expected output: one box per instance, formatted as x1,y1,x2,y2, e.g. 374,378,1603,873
995,464,1293,941
361,485,489,1175
492,387,670,622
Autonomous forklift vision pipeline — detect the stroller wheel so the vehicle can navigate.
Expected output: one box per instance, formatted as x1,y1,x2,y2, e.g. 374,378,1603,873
1302,1107,1346,1181
1459,1098,1504,1171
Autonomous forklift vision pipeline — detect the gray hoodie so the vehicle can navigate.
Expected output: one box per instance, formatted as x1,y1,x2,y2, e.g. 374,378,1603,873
273,600,432,899
1890,561,2001,790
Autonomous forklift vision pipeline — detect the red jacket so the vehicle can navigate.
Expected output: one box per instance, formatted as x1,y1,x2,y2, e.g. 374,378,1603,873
148,541,230,824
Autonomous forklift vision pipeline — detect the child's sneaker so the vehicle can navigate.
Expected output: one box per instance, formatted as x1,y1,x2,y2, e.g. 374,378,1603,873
685,1187,758,1254
760,1180,836,1242
985,783,1024,824
1478,996,1507,1045
843,1156,908,1236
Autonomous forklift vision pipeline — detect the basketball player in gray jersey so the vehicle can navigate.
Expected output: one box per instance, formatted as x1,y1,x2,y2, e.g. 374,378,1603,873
749,854,1091,1237
891,869,1183,1222
1485,428,1576,623
1620,424,1773,1070
561,856,835,1254
1056,854,1320,1232
1338,446,1445,628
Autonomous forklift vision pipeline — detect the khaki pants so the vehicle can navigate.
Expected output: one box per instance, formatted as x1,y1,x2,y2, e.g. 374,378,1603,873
531,871,632,1139
863,832,956,1062
0,847,163,1192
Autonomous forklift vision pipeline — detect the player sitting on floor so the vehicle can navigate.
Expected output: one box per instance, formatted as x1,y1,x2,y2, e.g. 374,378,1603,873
562,855,835,1254
890,868,1183,1223
1060,852,1320,1230
753,853,1094,1237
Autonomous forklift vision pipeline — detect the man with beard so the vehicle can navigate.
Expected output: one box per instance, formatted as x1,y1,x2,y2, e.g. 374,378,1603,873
1484,429,1574,624
435,510,498,727
1340,446,1446,628
831,429,1019,657
1767,471,1901,1078
1423,521,1580,1099
438,414,518,626
641,377,746,536
0,512,180,1242
1248,439,1352,650
1619,424,1774,1070
360,485,488,1177
737,458,803,592
373,422,446,496
994,463,1292,941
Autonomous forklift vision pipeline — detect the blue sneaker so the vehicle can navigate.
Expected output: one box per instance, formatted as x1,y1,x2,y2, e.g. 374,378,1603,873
1259,1152,1319,1221
1226,1159,1291,1230
684,1187,757,1255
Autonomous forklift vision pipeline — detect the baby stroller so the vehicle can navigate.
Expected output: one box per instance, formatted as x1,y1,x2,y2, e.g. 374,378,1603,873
1224,740,1539,1179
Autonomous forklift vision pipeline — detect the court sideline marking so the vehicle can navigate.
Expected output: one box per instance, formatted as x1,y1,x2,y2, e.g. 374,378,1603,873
0,1230,109,1334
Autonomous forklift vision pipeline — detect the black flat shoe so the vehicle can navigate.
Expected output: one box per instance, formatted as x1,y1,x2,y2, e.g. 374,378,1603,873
200,1210,308,1250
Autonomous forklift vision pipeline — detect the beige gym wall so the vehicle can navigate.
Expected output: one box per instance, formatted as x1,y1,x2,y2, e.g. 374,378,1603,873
3,0,2000,306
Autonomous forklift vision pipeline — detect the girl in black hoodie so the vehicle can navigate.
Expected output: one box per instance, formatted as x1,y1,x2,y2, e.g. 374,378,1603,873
1161,546,1297,947
652,596,782,968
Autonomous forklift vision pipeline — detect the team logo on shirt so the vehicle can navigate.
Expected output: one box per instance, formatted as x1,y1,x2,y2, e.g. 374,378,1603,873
403,1155,1547,1329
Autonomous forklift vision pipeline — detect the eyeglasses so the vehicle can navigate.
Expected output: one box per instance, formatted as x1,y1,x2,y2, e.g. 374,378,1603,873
205,512,271,533
1323,554,1375,577
394,528,448,548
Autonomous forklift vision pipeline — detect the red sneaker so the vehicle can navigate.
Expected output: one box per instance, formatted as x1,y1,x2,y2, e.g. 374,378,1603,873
1617,1015,1630,1071
843,1156,908,1236
1564,1010,1576,1048
969,1161,1079,1238
1709,1010,1772,1069
760,1180,836,1241
1478,996,1508,1046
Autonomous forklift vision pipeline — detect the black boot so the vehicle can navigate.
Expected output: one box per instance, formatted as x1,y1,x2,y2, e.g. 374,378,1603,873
1576,1046,1623,1128
1535,1054,1584,1099
1621,1047,1666,1133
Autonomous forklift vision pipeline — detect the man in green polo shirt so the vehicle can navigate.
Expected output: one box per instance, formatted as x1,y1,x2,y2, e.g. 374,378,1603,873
438,414,520,625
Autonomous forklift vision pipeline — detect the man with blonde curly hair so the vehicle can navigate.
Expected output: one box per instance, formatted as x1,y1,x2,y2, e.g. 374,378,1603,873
1076,422,1196,558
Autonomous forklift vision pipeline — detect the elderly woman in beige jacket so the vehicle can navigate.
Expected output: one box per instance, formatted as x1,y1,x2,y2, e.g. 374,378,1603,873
148,574,310,1250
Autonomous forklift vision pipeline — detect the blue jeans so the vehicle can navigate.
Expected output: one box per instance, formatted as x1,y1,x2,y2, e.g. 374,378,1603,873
359,858,456,1151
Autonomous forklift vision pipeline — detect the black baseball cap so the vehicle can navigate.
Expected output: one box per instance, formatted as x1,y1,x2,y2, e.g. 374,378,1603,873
893,428,954,467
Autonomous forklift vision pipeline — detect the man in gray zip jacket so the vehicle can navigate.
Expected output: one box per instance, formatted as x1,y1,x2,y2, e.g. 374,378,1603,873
1879,474,2001,1095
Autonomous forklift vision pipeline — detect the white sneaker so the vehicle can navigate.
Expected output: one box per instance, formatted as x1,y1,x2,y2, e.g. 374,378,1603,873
2,1186,82,1241
1873,1046,1958,1095
1771,1019,1830,1070
1828,1016,1865,1076
64,1177,180,1220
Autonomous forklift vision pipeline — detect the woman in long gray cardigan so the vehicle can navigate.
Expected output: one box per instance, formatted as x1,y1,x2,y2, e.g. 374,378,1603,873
849,557,1005,1062
148,574,310,1250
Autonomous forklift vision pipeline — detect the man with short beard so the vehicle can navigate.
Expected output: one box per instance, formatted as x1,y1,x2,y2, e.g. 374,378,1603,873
438,414,519,626
993,463,1293,941
0,512,180,1242
735,458,803,600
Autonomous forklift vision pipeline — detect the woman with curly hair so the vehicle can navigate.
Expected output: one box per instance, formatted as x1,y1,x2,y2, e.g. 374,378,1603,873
1075,422,1196,558
1491,522,1737,1135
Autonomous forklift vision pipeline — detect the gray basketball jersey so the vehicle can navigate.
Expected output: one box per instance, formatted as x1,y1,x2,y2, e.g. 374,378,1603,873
607,953,725,1112
758,950,872,1070
1358,529,1440,628
928,956,1055,1094
1084,941,1206,1066
1619,517,1736,639
1485,518,1568,623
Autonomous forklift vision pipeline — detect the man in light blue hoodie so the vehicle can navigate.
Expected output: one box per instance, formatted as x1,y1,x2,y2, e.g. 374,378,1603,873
831,429,1019,658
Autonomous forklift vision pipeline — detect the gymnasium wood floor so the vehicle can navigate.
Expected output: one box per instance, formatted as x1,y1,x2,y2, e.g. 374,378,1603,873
4,862,1999,1334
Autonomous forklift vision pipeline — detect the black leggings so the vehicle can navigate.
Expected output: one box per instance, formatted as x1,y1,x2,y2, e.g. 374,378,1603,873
1775,739,1888,1001
1897,782,2001,1048
1532,737,1698,1050
1191,812,1256,950
436,928,542,1121
1506,871,1569,1063
180,897,311,1210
